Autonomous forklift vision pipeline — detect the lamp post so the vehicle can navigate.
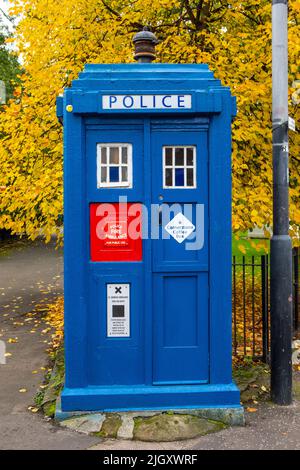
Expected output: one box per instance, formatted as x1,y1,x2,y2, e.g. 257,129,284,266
270,0,293,405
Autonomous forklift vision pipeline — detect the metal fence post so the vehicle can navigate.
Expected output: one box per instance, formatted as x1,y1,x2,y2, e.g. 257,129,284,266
233,255,237,355
261,255,269,363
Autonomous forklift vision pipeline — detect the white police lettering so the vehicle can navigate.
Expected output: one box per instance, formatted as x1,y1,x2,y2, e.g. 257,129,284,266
102,94,192,110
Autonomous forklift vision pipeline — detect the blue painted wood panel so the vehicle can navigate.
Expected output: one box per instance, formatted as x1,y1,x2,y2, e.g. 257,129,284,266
150,122,209,384
153,273,209,384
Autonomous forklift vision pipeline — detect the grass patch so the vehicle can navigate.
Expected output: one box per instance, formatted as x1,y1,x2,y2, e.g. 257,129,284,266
233,361,270,404
232,232,269,260
34,346,65,417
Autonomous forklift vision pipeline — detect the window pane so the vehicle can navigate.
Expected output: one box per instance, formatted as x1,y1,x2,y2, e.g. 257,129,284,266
121,147,128,163
175,148,184,166
175,168,184,186
165,168,173,186
186,168,194,186
109,166,119,182
101,167,107,183
101,147,107,164
187,148,194,166
165,148,173,166
121,166,128,182
110,147,119,164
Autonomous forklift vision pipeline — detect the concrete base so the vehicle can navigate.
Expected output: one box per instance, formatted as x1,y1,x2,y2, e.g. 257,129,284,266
55,397,245,440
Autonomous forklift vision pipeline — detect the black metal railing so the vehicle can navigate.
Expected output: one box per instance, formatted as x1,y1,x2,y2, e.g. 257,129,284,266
232,247,299,362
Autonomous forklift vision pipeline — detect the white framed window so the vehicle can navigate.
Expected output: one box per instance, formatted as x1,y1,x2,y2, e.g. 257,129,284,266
163,146,196,189
97,143,132,188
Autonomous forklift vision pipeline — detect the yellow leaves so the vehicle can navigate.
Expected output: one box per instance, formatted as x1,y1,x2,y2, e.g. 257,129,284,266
8,337,18,344
8,2,23,17
256,241,269,252
0,0,298,240
238,244,247,255
233,272,266,357
28,406,39,413
246,407,258,413
48,131,60,141
45,297,64,350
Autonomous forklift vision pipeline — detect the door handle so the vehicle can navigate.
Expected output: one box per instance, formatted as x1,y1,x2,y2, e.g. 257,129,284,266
159,209,162,226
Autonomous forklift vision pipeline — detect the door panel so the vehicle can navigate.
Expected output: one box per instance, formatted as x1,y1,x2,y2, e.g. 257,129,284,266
88,270,145,385
86,123,145,386
153,202,208,272
153,273,209,384
151,121,209,384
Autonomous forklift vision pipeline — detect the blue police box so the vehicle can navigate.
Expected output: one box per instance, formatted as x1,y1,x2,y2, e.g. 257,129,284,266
56,30,242,414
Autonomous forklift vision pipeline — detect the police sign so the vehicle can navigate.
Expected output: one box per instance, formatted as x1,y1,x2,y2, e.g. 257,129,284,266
102,94,192,110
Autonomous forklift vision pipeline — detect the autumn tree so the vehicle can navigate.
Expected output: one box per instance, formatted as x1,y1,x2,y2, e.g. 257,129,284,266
0,0,299,242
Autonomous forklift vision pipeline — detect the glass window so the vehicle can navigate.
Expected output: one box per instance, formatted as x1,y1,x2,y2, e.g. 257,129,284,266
121,147,128,164
186,148,194,166
165,168,173,187
165,147,173,166
175,148,184,166
101,167,107,183
101,147,107,164
121,166,128,182
175,168,184,186
163,146,196,188
97,144,132,188
109,166,119,182
186,168,194,187
110,147,119,164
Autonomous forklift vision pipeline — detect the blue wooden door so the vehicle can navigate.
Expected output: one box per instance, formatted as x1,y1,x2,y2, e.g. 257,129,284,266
86,121,146,386
151,119,209,384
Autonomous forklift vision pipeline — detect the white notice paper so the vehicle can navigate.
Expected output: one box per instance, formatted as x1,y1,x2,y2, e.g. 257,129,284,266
107,284,130,337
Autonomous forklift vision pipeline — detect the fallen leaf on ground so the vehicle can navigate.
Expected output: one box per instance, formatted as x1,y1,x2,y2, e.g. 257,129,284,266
8,338,18,343
28,406,39,413
246,407,258,413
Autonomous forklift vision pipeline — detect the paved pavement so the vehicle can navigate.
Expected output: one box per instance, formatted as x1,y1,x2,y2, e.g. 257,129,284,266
0,239,99,449
89,400,300,451
0,238,299,450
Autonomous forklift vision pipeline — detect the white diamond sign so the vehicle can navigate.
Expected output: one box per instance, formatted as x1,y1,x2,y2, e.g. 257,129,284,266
164,213,195,243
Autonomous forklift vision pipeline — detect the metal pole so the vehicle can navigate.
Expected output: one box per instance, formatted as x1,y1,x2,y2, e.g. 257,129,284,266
270,0,293,405
293,247,299,331
261,255,269,363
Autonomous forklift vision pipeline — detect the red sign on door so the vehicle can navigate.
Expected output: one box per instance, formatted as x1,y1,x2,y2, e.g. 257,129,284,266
90,203,142,261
